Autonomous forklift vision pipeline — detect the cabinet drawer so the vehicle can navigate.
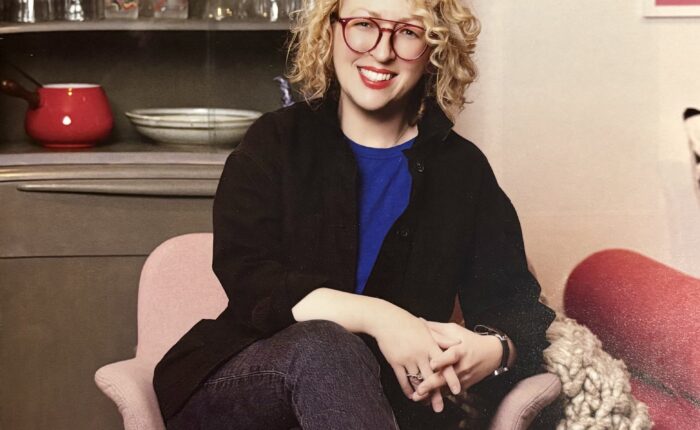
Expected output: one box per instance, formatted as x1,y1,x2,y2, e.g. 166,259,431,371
0,164,219,257
0,183,213,257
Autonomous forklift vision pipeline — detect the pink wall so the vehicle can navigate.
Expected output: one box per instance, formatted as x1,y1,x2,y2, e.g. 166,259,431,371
460,0,700,312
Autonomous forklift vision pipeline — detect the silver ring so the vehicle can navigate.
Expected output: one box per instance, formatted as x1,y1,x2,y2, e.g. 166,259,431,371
406,372,424,387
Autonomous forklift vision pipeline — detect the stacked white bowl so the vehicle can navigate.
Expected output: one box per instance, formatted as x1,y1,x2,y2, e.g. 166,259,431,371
126,108,262,146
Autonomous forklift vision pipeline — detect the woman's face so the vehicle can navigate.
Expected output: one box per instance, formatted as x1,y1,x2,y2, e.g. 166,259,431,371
332,0,431,116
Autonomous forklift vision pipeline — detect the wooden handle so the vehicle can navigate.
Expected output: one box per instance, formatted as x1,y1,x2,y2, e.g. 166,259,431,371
0,79,40,109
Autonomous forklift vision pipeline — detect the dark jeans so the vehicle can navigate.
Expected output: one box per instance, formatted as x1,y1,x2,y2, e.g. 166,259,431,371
167,320,401,430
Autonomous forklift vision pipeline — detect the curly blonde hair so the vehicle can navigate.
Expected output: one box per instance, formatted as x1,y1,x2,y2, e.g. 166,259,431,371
286,0,480,121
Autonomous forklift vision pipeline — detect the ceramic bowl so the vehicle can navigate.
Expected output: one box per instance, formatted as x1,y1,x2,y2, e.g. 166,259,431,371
126,108,262,146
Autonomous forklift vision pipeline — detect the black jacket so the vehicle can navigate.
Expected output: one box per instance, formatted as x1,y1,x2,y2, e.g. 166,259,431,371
153,97,556,426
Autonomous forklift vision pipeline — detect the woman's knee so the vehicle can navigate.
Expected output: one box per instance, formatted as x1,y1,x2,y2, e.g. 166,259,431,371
286,320,380,375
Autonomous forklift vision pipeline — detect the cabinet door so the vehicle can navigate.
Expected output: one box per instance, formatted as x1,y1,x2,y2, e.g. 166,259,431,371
1,256,145,430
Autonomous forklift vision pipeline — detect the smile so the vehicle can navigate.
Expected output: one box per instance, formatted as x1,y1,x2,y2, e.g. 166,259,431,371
358,67,396,82
357,67,397,90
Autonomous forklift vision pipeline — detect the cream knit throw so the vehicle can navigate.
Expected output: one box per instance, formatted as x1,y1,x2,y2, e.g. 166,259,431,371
543,316,653,430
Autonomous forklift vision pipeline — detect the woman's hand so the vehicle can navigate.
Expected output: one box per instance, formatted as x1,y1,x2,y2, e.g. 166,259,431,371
293,290,465,413
411,321,503,400
368,306,463,413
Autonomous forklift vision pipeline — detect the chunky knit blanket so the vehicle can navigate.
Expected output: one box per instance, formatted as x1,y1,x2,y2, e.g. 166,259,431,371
543,316,653,430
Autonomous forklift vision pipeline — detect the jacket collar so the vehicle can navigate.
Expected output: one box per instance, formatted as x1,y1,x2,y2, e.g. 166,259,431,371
415,97,455,145
409,98,454,159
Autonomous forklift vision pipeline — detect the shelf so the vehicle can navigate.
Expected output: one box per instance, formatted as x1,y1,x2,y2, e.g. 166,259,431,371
0,19,291,34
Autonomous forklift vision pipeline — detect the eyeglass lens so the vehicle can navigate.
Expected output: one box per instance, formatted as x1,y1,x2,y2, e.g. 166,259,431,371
343,18,426,60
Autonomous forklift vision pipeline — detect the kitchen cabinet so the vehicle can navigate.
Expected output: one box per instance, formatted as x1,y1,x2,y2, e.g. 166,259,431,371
0,19,290,429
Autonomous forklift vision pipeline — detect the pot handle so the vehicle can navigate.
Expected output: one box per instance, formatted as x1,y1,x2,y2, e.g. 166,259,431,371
0,79,39,109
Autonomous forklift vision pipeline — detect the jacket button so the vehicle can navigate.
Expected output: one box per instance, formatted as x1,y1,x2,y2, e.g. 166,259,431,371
415,161,425,173
396,228,410,238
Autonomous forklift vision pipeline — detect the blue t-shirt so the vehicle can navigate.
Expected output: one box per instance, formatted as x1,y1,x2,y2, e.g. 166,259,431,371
347,136,415,294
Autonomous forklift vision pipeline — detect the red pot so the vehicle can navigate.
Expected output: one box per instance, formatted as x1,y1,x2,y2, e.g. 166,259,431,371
1,80,114,148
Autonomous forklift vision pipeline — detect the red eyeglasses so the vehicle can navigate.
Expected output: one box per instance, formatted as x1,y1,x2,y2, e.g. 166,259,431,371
334,16,429,61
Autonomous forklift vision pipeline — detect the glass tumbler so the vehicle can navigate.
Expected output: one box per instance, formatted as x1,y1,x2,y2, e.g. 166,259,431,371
8,0,56,22
203,0,252,20
250,0,278,22
280,0,301,20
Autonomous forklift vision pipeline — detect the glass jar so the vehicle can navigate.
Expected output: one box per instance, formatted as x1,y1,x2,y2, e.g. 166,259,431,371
104,0,138,19
152,0,188,18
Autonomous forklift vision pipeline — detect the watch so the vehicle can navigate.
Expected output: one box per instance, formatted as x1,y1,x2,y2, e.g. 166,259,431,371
474,324,510,377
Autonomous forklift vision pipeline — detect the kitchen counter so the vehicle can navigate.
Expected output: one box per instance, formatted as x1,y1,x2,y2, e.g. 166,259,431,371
0,140,230,166
0,139,222,430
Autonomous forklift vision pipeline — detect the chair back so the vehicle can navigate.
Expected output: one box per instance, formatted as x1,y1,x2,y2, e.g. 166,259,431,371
135,233,227,362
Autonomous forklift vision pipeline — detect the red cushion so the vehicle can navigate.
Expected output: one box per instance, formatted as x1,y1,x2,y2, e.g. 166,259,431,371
631,378,700,430
564,249,700,401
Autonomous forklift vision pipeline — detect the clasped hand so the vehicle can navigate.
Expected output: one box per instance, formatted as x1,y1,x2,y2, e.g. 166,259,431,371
374,313,502,413
412,320,504,404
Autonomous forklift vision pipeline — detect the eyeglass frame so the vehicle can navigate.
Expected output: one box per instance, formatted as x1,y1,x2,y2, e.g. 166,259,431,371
332,15,430,61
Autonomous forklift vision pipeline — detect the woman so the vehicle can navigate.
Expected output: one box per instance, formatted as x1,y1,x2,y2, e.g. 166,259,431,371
154,0,556,428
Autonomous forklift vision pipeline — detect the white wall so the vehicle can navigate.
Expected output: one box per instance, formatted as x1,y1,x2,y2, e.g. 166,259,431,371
455,0,700,312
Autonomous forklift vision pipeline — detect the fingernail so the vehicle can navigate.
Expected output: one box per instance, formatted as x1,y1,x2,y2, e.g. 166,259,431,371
451,385,460,395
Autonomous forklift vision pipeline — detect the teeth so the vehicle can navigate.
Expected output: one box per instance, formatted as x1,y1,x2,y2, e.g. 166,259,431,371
360,68,394,82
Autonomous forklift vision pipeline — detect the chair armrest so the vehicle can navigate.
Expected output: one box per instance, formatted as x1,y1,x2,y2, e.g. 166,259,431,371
489,373,562,430
95,358,166,430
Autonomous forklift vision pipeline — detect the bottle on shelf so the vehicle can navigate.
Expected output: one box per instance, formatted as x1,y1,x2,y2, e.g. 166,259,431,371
64,0,104,21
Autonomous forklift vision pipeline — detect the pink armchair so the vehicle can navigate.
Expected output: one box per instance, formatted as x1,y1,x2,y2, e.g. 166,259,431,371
95,233,227,430
95,233,561,430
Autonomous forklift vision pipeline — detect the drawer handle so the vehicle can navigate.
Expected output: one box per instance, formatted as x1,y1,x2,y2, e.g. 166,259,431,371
17,180,218,197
